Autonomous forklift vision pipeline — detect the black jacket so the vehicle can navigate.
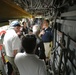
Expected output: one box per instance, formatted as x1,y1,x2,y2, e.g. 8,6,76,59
35,37,46,60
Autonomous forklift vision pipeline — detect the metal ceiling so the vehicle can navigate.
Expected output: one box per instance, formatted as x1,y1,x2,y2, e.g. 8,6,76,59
13,0,54,16
12,0,76,17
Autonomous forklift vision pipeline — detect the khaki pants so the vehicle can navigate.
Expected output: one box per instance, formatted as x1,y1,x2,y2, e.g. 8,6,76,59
44,42,52,59
6,56,20,75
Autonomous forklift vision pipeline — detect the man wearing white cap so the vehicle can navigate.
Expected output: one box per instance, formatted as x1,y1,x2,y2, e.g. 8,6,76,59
3,20,21,75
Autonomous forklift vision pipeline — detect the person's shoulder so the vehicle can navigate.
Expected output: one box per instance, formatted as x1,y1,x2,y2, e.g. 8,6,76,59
37,59,46,68
35,56,45,64
48,27,52,30
39,59,45,65
7,29,16,36
15,52,26,60
46,27,52,33
5,29,12,33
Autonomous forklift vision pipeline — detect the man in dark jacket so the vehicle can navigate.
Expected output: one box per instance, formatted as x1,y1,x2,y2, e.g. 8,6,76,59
39,19,53,42
39,19,53,61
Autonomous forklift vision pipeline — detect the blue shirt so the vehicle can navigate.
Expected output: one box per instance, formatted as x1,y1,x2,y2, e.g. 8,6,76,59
41,27,53,42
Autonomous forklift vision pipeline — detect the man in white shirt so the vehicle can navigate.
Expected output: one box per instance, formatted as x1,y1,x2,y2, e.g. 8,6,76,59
14,34,47,75
3,20,21,75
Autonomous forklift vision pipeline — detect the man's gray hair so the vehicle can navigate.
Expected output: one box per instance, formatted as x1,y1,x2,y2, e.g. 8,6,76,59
32,25,40,34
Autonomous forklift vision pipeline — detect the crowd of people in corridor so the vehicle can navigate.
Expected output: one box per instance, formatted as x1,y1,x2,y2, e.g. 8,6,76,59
3,18,53,75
